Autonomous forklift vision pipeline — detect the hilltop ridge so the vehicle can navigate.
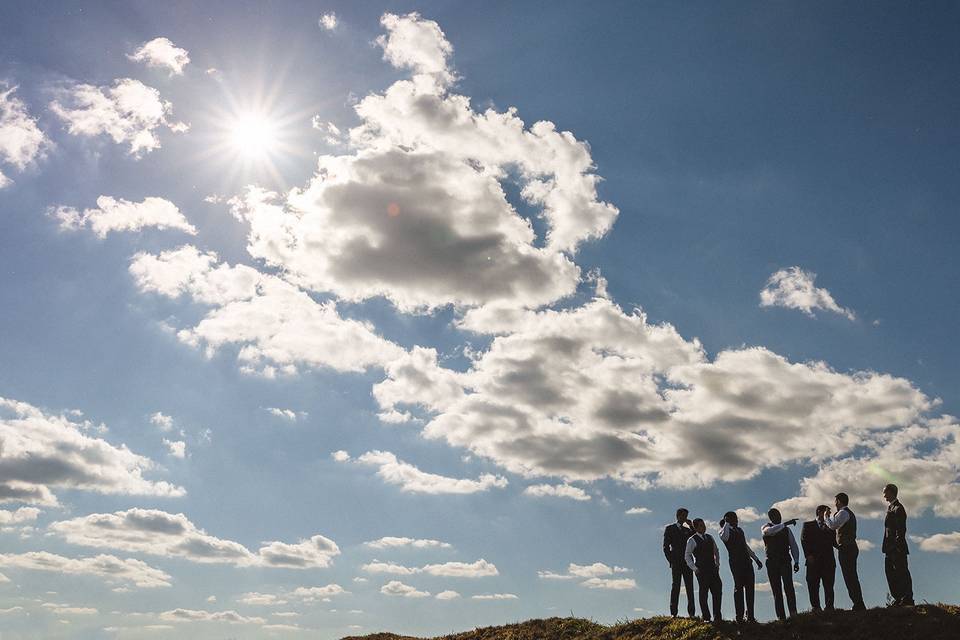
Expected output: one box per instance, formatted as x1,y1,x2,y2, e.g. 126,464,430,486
343,604,959,640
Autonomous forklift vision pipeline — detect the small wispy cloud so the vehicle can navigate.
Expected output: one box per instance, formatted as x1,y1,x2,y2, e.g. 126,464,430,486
760,266,855,320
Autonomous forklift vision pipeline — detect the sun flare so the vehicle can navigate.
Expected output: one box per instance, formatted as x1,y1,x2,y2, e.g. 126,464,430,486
229,113,278,158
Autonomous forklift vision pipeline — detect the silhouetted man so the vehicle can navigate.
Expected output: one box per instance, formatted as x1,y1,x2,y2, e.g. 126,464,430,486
882,483,914,606
719,511,763,623
662,508,696,617
761,508,800,620
824,492,866,610
801,505,837,611
685,518,723,622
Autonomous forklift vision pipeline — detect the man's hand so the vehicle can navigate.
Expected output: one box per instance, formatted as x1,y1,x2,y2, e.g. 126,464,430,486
755,559,763,570
793,562,800,573
785,518,798,526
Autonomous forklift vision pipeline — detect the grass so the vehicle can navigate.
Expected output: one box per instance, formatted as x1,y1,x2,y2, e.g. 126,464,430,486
342,603,960,640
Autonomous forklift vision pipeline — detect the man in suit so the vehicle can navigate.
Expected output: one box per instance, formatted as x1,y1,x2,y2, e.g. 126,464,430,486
663,508,696,617
685,518,723,622
761,508,801,620
719,511,763,623
801,505,837,611
882,483,914,606
824,492,866,610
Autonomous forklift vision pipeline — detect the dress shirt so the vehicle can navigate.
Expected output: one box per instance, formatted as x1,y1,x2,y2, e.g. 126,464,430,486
685,532,720,572
718,522,761,564
823,507,851,530
760,522,801,563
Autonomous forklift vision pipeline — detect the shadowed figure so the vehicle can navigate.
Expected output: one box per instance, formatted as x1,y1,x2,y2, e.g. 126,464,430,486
719,511,763,623
801,504,838,611
824,492,866,610
761,508,800,620
662,508,696,617
882,483,915,606
685,517,723,622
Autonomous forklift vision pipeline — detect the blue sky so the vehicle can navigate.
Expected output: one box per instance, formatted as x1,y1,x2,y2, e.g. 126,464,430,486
1,1,959,637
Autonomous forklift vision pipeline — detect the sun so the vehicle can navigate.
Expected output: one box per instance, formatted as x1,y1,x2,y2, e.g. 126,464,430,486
229,113,279,159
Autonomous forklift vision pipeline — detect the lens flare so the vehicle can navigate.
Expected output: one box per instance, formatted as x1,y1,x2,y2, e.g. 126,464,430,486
229,113,278,158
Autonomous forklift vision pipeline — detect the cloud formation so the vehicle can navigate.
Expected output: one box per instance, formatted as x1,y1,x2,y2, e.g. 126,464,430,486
523,483,590,501
915,532,960,553
51,196,196,238
362,558,497,578
380,580,429,598
0,83,50,188
760,266,855,320
0,551,170,588
48,508,340,568
158,609,265,624
0,396,184,507
347,450,508,494
128,37,191,75
365,536,452,550
50,78,187,156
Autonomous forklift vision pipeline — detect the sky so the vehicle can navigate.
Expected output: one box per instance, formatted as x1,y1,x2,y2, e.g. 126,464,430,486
1,1,960,637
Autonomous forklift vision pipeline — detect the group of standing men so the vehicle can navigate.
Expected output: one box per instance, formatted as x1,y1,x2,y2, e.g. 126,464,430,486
662,483,914,623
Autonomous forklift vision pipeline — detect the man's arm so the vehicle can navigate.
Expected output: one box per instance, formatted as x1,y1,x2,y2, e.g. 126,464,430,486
762,522,786,536
711,536,720,568
663,526,673,564
745,538,762,566
718,521,732,542
787,529,801,566
684,536,698,572
823,509,849,530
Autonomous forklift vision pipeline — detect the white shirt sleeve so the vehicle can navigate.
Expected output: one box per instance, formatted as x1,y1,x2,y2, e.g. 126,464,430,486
761,522,787,536
719,522,732,542
711,535,720,567
787,528,800,564
685,536,698,572
824,508,850,530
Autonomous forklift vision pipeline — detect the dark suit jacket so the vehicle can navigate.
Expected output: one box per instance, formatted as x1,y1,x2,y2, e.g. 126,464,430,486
801,520,837,566
663,522,694,566
883,500,909,555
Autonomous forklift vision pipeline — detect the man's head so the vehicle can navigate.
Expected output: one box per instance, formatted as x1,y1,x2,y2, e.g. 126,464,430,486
883,484,899,503
723,511,738,527
676,508,689,523
768,508,782,524
815,504,829,519
692,518,706,534
835,492,849,509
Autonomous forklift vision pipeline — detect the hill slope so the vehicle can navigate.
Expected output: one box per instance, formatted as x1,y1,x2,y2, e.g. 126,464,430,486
343,604,959,640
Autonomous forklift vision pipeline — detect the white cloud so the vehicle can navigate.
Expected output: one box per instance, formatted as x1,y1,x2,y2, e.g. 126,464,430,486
264,407,306,422
128,37,191,75
50,196,196,238
523,484,590,501
318,13,338,30
0,551,170,588
0,605,23,612
916,532,960,553
0,507,40,525
48,508,339,569
150,412,175,432
380,580,429,598
362,559,497,578
42,604,98,615
377,297,934,488
471,593,518,600
625,507,651,515
435,590,460,600
50,78,187,156
857,539,876,551
735,507,764,523
0,83,51,187
365,537,452,550
311,118,343,145
0,396,184,506
130,245,406,376
163,439,186,458
567,562,617,578
580,577,637,590
760,266,855,320
348,450,507,495
225,12,617,313
537,570,574,580
158,609,265,624
331,450,351,463
290,584,348,601
237,593,287,606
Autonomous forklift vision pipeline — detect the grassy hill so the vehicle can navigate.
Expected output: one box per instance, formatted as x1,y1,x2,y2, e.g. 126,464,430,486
343,604,959,640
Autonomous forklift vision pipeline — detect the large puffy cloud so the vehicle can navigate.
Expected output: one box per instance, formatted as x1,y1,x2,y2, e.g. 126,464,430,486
226,12,616,312
915,532,960,553
0,507,40,525
129,245,405,376
0,396,184,506
50,78,187,156
51,196,196,238
375,297,934,488
48,508,340,569
0,83,51,188
760,266,855,320
380,580,430,598
127,37,190,75
343,450,507,494
0,551,171,588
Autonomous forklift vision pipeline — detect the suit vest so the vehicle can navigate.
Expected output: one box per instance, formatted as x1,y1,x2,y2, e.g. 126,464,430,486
837,508,857,547
763,524,791,564
693,535,717,573
722,526,750,567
